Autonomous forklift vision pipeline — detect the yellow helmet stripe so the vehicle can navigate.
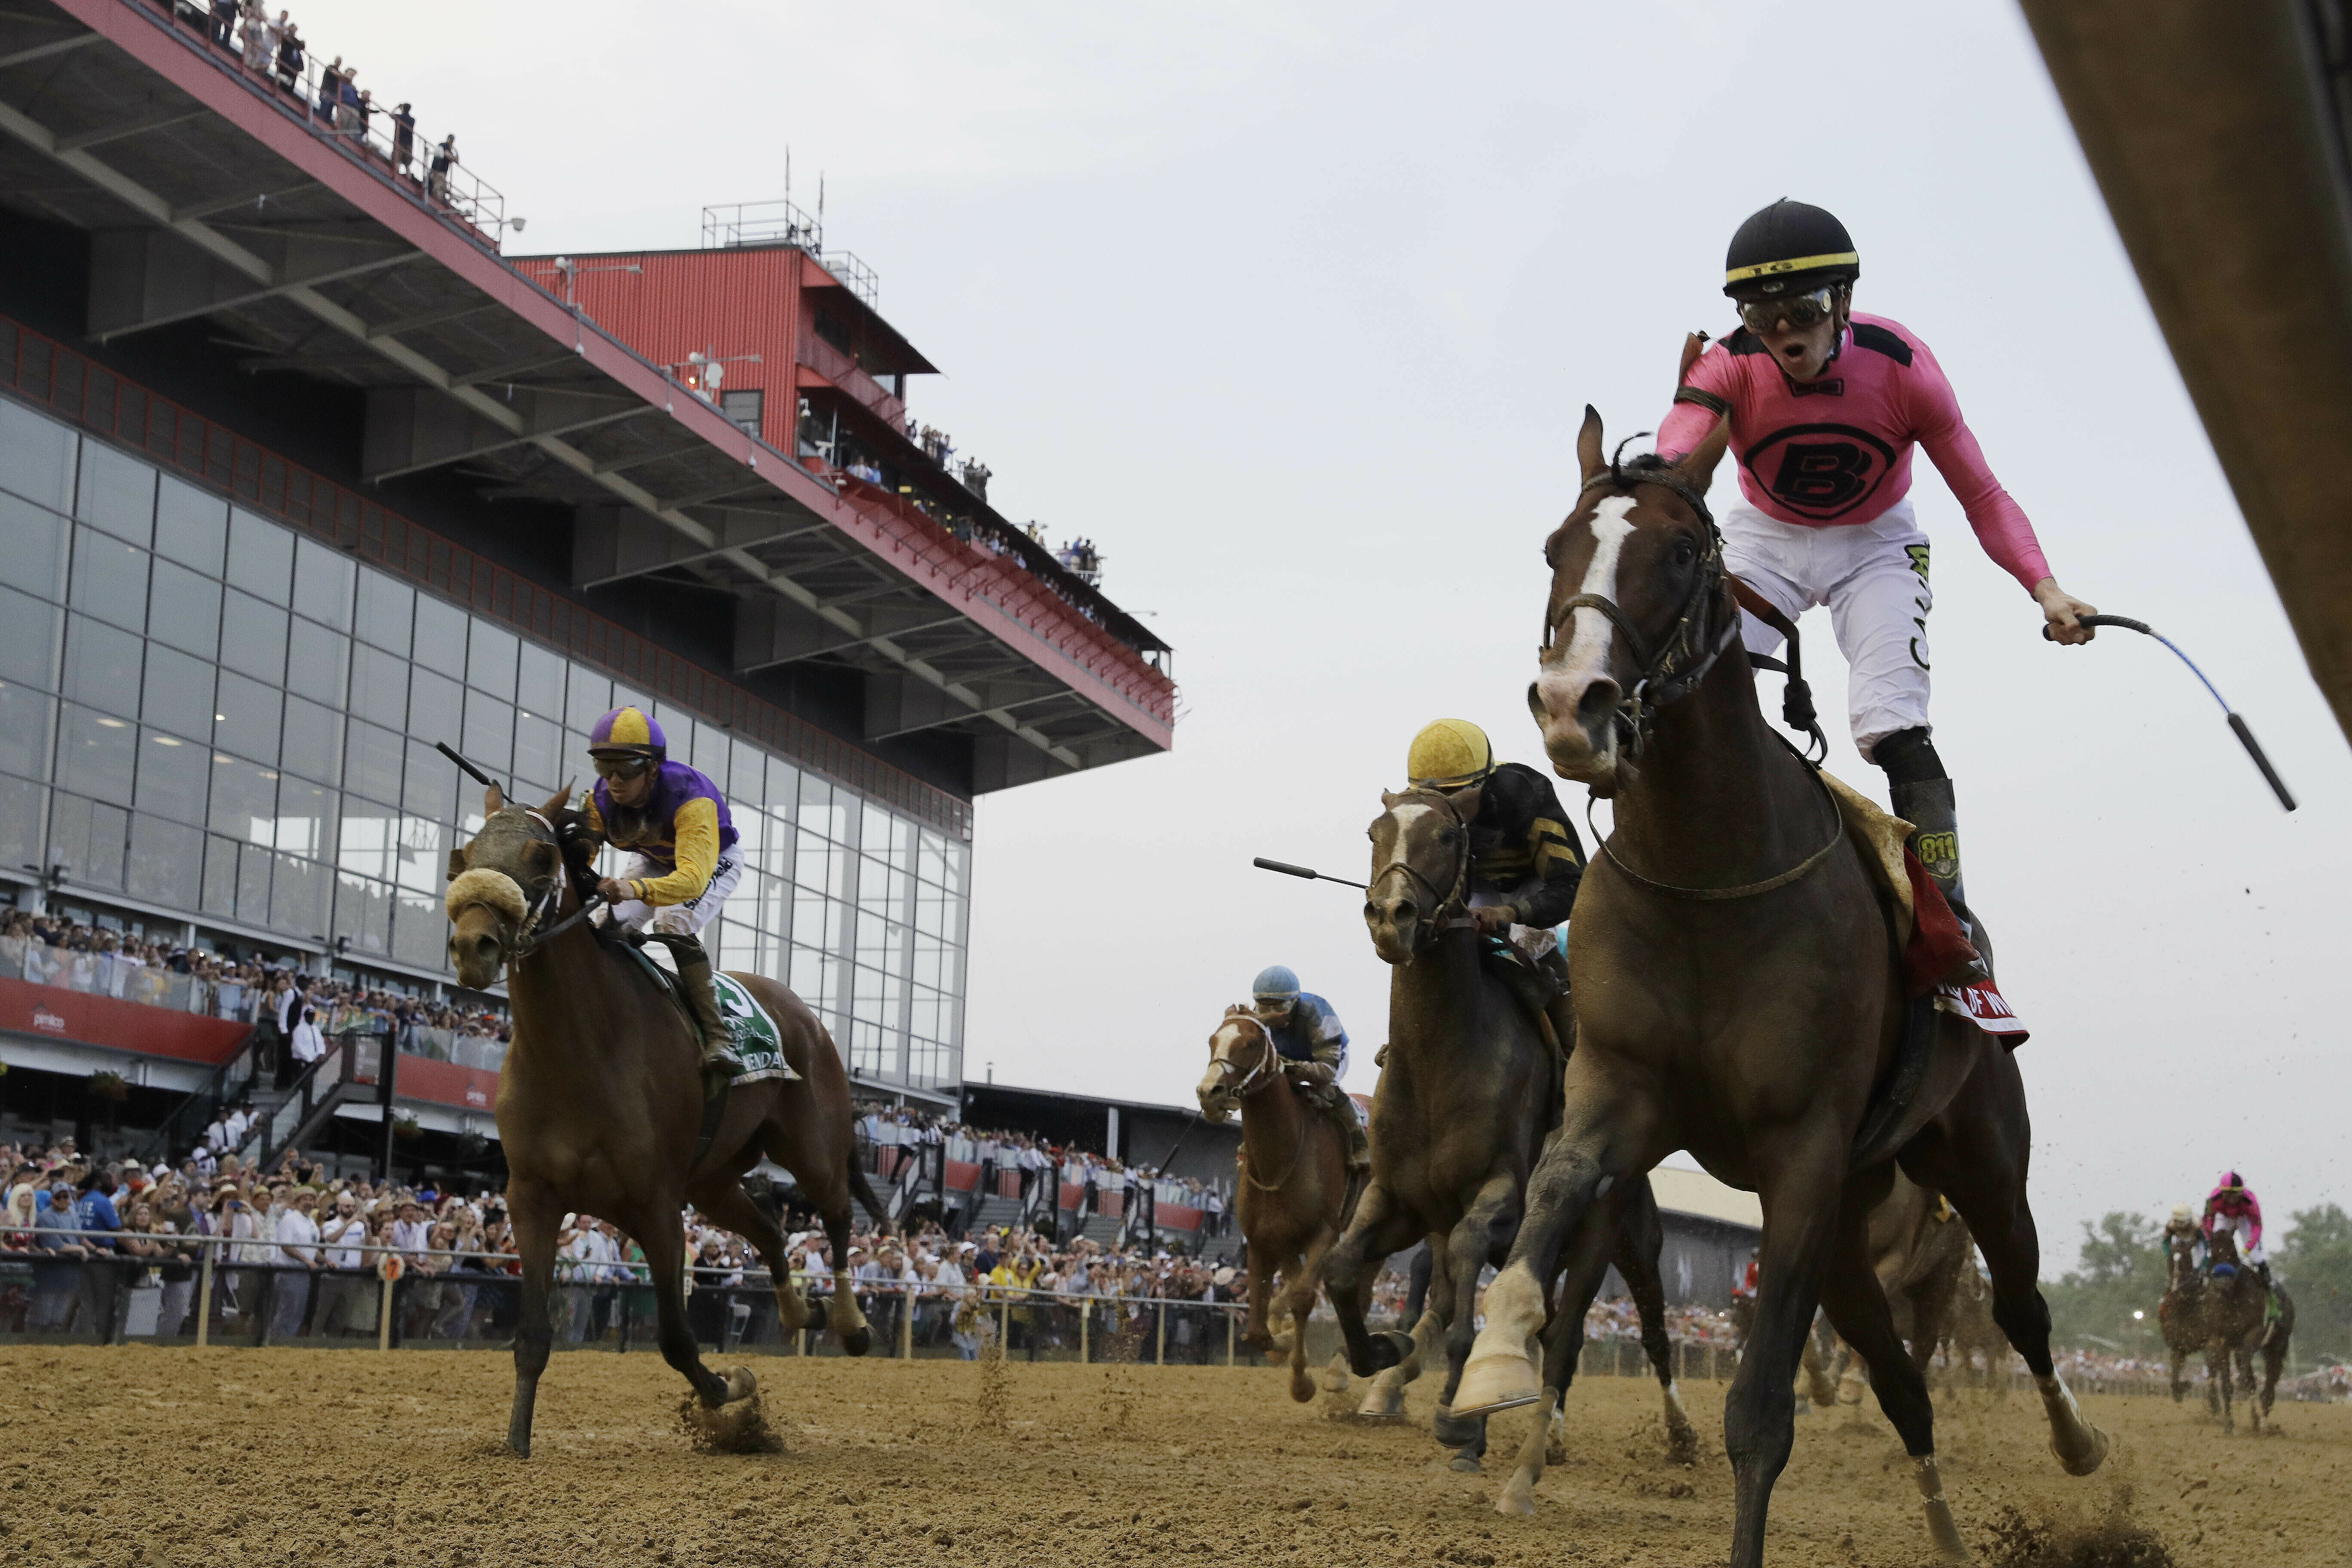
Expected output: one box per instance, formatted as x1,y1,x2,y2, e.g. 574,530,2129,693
1724,250,1860,284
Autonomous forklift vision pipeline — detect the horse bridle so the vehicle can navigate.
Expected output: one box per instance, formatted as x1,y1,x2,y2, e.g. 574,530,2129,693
476,809,606,965
1211,1015,1314,1191
1543,463,1745,760
1367,789,1478,949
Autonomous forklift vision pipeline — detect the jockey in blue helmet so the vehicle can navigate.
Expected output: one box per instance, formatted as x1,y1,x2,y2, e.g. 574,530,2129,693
579,705,792,1081
1250,964,1367,1170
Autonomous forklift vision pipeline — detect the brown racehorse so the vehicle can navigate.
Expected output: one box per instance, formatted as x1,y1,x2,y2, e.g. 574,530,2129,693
1819,1170,1977,1405
444,786,882,1457
2159,1227,2208,1405
1323,785,1692,1479
2200,1231,2295,1433
1450,411,2107,1568
1196,1007,1357,1404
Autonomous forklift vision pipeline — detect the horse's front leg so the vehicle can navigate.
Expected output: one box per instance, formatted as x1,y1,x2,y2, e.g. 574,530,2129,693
1431,1171,1519,1467
504,1179,560,1458
1323,1181,1420,1377
640,1212,731,1408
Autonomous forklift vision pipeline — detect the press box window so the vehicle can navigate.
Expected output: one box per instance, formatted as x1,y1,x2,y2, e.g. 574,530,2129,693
721,389,764,438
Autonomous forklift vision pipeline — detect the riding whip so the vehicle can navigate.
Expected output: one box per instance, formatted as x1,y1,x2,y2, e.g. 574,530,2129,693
2047,615,2296,811
435,741,509,798
1252,856,1368,891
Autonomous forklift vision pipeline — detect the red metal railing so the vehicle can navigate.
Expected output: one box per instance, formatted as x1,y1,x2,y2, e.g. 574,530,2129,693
0,315,975,838
796,330,907,430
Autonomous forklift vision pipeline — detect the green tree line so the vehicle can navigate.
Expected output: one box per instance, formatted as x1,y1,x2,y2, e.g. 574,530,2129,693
2038,1203,2352,1365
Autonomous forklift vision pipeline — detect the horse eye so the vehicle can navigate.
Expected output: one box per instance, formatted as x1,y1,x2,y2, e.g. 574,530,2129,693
1673,537,1697,567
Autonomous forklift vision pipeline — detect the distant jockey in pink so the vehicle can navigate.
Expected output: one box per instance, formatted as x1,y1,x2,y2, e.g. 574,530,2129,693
2201,1171,2266,1269
1655,311,2053,592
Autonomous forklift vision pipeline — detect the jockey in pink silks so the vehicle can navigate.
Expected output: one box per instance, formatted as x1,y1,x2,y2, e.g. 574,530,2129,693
1655,199,2101,983
2201,1171,2267,1281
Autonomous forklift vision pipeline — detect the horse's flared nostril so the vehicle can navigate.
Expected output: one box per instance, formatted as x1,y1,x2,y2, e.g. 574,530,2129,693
1526,680,1547,721
1576,678,1621,735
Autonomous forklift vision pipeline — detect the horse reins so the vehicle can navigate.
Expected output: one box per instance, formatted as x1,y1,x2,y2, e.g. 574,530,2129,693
1366,789,1478,948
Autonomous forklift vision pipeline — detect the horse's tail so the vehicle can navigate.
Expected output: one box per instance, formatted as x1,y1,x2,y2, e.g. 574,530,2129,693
849,1161,895,1237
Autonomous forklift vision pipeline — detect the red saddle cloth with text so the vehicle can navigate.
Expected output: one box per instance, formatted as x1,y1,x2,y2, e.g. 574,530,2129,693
1901,848,2028,1047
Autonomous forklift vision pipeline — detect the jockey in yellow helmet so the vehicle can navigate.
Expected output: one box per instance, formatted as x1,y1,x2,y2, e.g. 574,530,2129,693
1405,719,1585,1052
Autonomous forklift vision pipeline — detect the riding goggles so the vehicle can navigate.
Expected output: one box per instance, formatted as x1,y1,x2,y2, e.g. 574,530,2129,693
590,753,654,780
1735,286,1838,333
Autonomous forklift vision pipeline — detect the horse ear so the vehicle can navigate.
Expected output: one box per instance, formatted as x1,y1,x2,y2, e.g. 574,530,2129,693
1448,784,1484,821
1381,789,1401,810
445,844,469,884
484,782,504,815
1576,404,1606,484
1673,414,1732,494
540,782,573,817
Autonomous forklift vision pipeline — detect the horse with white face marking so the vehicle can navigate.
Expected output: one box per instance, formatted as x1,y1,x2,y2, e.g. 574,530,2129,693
1197,1005,1357,1405
1448,407,2107,1568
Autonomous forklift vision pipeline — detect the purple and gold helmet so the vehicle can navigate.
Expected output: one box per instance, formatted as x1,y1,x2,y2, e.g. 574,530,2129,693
588,705,667,760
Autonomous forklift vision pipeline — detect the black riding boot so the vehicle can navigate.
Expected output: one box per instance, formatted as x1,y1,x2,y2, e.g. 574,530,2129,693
669,935,747,1080
1879,729,1993,983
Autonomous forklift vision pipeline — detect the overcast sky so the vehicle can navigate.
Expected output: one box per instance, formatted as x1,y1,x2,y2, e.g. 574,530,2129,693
309,0,2349,1271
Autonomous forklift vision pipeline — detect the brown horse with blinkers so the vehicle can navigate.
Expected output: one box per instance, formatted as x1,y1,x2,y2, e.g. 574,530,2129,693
1449,410,2107,1567
444,784,881,1456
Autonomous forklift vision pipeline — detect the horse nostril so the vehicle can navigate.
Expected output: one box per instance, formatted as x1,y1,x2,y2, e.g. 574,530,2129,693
1576,678,1621,733
1526,680,1546,721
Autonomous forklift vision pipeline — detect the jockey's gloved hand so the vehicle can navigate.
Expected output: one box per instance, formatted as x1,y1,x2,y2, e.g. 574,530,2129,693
1469,905,1517,936
2034,577,2099,646
1287,1061,1337,1087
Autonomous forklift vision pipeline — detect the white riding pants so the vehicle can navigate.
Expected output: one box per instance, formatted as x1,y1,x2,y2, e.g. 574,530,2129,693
1722,499,1933,762
605,847,741,938
2216,1215,2265,1266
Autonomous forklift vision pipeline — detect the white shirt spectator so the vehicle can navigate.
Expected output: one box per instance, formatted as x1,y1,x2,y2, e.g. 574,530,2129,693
320,1210,367,1269
391,1214,432,1256
289,1010,327,1065
276,1205,321,1267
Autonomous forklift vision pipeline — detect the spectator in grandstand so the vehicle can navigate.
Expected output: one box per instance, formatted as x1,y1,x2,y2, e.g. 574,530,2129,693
271,1188,322,1337
31,1175,88,1331
428,135,457,204
392,102,416,178
273,19,302,96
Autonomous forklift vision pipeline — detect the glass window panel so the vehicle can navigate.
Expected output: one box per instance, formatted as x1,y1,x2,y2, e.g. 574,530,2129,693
236,841,271,924
225,507,292,599
944,842,968,897
74,442,154,545
0,585,62,692
353,567,413,656
689,720,728,784
912,939,941,991
134,727,208,823
731,808,763,875
61,614,142,718
460,690,513,774
514,639,563,717
126,814,202,908
0,776,41,872
219,590,287,683
402,737,457,821
199,833,236,916
726,741,764,809
146,558,222,660
55,703,135,805
918,830,947,888
285,618,349,707
334,873,394,955
0,682,53,778
766,762,799,823
271,776,335,859
4,495,70,607
280,694,342,785
392,888,445,969
206,752,276,839
411,593,466,678
348,643,408,732
654,707,694,770
154,474,227,573
291,538,354,630
272,852,330,936
335,799,398,882
512,710,562,792
407,665,461,747
68,526,149,632
466,618,518,695
564,664,611,736
391,815,449,893
0,398,77,513
140,645,213,742
343,720,404,806
49,793,127,889
212,671,281,763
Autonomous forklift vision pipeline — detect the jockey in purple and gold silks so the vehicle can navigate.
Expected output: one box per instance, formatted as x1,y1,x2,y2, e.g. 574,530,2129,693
576,704,790,1082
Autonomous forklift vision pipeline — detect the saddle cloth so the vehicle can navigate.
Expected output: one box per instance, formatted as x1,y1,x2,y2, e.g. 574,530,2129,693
615,944,798,1084
1818,771,2028,1046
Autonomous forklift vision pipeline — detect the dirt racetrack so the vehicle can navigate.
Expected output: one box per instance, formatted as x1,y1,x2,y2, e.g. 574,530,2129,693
2,1345,2347,1566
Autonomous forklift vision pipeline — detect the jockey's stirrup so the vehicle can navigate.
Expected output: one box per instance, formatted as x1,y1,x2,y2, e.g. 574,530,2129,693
1890,776,1992,984
673,942,748,1079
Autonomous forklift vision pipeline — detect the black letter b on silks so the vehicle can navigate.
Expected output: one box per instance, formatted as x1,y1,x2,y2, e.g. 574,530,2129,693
1769,441,1871,508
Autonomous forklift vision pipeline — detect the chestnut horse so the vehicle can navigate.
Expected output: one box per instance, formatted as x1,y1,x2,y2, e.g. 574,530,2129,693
445,786,882,1456
2159,1227,2208,1405
1196,1006,1357,1403
1449,411,2107,1568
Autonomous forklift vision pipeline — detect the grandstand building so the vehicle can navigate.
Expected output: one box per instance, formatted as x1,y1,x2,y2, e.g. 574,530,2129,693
0,0,1173,1171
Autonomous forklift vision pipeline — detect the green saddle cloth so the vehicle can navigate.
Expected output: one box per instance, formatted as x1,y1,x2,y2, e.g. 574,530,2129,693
616,943,796,1085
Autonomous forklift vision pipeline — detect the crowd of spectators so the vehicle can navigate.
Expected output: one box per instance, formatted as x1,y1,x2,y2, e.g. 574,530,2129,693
851,1099,1231,1228
157,0,464,208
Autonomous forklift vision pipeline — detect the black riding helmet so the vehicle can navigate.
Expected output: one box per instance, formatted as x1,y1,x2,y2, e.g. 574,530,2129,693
1723,199,1859,299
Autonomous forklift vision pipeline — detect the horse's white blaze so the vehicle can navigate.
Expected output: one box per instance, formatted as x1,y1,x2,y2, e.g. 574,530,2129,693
1543,496,1640,710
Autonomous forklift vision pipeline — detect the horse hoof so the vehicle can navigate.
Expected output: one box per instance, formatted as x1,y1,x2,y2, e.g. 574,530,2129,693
1367,1329,1414,1372
1449,1454,1485,1474
1430,1404,1484,1448
1494,1476,1536,1516
721,1365,758,1404
842,1327,873,1358
1289,1373,1317,1404
1452,1349,1541,1418
2050,1423,2111,1477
